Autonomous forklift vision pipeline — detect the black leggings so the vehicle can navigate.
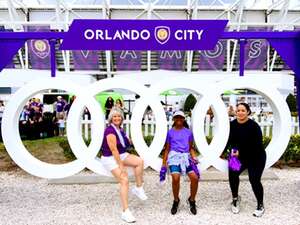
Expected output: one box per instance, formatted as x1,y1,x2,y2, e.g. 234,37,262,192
229,153,266,205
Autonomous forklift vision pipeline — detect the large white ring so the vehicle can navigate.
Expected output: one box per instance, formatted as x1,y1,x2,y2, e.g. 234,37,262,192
151,78,229,172
1,76,292,178
1,78,86,178
215,77,292,170
68,78,168,174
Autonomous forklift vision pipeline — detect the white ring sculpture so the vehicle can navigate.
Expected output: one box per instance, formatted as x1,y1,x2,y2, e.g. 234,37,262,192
1,76,291,178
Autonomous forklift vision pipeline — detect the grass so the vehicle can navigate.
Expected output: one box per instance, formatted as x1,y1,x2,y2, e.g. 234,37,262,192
0,137,71,171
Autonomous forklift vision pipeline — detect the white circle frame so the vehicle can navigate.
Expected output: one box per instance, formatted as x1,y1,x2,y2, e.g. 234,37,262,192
1,76,292,178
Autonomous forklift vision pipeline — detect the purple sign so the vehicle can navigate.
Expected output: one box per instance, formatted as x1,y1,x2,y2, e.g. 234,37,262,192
198,40,226,70
244,41,268,70
240,27,268,70
72,50,99,70
26,26,51,69
1,22,300,78
283,26,300,70
0,26,15,68
157,50,185,70
60,19,228,50
114,50,141,70
243,39,268,70
5,61,15,69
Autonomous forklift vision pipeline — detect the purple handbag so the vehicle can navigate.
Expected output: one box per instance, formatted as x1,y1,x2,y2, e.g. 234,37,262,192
228,148,241,171
189,158,200,179
159,166,167,183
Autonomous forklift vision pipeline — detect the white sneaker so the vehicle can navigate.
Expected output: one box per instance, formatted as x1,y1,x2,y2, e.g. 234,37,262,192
121,208,136,223
253,204,265,217
231,196,241,214
132,186,148,201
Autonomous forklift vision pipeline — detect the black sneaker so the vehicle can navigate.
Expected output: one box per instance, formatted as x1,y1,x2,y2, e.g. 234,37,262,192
253,203,265,217
171,199,180,215
187,197,197,215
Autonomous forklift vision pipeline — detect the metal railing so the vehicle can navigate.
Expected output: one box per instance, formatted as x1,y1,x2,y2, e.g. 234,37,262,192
80,114,300,140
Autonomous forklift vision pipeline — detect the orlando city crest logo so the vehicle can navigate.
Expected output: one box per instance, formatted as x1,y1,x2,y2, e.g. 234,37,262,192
154,26,170,45
31,39,50,59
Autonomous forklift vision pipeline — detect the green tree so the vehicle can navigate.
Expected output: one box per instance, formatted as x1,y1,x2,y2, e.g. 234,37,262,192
184,94,197,112
286,93,297,113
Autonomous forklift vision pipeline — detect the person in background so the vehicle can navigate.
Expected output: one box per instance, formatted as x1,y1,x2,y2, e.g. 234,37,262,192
207,106,214,121
19,105,29,123
239,96,247,104
64,96,76,116
115,99,124,111
57,112,65,136
161,111,199,215
166,107,173,119
105,96,114,120
228,105,236,119
54,96,66,119
19,105,30,139
28,109,42,139
226,103,266,217
32,98,43,121
30,98,42,110
36,98,43,114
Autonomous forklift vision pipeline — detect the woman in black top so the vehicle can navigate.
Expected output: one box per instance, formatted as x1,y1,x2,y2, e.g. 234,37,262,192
226,103,266,217
105,96,114,119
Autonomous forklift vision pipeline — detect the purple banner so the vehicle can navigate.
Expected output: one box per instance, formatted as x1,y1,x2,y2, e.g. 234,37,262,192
0,26,15,68
72,50,99,70
157,50,185,70
5,61,15,68
283,27,300,70
114,51,141,70
198,40,226,70
242,27,268,70
60,19,228,50
26,26,51,69
244,40,268,70
1,22,300,77
268,38,300,76
0,40,24,70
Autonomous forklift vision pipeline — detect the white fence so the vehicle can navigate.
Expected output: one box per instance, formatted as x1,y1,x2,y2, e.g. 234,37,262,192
81,115,300,140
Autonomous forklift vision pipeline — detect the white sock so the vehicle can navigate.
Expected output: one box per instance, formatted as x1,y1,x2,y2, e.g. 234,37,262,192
135,185,143,190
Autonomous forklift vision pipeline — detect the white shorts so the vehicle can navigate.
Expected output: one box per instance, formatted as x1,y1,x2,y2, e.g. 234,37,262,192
101,152,129,171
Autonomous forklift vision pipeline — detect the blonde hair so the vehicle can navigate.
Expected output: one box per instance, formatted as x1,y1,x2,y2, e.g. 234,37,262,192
108,107,124,124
